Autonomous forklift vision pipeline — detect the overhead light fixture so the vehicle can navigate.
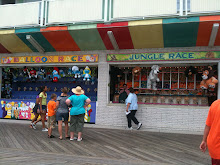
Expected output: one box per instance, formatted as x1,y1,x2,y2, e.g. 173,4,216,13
107,31,119,50
209,23,219,47
26,35,45,53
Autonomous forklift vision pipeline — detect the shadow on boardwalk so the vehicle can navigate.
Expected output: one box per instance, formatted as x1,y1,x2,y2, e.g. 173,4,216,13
0,120,210,165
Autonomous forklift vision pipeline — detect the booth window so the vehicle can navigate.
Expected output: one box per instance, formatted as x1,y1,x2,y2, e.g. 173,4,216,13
110,65,218,106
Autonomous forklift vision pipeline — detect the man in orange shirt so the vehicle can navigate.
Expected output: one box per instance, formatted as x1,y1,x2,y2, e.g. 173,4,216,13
200,99,220,165
47,93,57,138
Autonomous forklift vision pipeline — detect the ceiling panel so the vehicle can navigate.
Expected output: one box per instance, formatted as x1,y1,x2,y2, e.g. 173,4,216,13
41,26,80,51
16,28,56,52
163,17,200,47
0,29,32,53
128,19,164,49
197,16,220,46
97,22,134,50
68,24,106,51
0,43,10,53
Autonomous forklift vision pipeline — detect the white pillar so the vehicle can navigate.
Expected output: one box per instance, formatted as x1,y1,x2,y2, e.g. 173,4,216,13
40,0,45,26
179,0,183,16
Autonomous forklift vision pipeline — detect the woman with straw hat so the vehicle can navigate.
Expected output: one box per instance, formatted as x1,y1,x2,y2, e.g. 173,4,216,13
66,86,91,141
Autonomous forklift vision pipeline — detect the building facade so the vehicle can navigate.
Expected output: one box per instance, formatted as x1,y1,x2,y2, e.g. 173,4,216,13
0,0,220,133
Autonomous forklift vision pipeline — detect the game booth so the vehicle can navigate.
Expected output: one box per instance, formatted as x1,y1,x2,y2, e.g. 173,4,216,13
0,54,98,123
108,51,219,106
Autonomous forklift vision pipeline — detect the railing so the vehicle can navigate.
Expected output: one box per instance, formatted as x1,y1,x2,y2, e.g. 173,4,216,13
110,0,178,21
46,0,105,25
190,0,220,14
0,2,41,28
0,0,220,29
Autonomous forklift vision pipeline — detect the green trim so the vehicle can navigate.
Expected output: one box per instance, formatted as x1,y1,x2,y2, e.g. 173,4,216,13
102,0,105,19
46,1,49,24
107,0,110,21
111,0,113,19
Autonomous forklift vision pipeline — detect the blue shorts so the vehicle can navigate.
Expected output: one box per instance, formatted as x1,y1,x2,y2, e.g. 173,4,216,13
42,105,47,111
56,112,69,121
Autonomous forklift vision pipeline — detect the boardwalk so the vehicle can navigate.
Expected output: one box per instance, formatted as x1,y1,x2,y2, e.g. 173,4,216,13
0,120,210,165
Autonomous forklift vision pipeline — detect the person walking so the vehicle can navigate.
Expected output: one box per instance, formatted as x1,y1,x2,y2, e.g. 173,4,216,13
200,99,220,164
39,86,48,132
66,86,91,141
125,87,142,130
56,87,70,140
30,92,41,129
47,93,57,138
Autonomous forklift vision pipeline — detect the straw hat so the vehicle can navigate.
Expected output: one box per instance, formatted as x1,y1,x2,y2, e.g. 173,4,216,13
72,86,84,94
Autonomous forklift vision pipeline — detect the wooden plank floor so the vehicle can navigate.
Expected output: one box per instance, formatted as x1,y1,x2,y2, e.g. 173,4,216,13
0,121,210,165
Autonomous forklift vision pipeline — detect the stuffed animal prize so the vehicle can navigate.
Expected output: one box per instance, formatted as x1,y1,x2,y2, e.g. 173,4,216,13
52,67,60,82
83,66,91,81
200,67,218,89
147,65,160,90
72,66,81,78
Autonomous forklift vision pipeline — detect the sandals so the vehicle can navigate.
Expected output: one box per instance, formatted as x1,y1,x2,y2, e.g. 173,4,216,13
59,137,63,140
65,136,70,139
48,135,55,138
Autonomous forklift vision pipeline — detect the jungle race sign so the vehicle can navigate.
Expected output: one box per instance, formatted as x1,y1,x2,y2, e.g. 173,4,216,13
107,51,220,62
1,54,98,64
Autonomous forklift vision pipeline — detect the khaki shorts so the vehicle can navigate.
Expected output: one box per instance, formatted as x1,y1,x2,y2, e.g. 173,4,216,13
47,115,56,129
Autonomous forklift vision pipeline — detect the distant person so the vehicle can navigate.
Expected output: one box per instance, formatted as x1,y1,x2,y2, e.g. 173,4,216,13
119,84,129,103
200,100,220,164
125,87,142,130
66,86,91,141
47,93,57,138
30,92,41,129
56,87,70,140
39,86,48,132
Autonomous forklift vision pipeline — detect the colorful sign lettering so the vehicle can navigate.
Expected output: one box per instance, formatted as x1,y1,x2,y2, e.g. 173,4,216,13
107,51,220,62
1,54,98,64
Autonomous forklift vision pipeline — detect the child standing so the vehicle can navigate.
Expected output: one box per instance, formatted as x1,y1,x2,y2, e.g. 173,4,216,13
47,93,57,138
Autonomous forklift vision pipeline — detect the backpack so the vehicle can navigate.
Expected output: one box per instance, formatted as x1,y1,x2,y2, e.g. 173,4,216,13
119,91,128,103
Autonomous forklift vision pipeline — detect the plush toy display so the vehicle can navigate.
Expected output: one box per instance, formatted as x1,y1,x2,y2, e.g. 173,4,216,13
29,68,37,81
132,67,141,75
72,66,81,78
52,67,60,82
200,67,218,89
83,66,91,81
185,66,197,77
38,67,46,79
59,69,65,77
23,66,29,77
68,67,72,75
147,65,160,90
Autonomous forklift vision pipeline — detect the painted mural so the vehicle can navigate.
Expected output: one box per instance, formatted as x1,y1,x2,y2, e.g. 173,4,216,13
0,100,36,120
0,99,96,123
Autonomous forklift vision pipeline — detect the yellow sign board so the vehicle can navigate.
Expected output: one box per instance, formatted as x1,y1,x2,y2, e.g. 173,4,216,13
1,54,98,64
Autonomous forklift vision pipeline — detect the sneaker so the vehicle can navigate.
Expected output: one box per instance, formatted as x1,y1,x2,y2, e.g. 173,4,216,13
77,138,82,141
42,128,48,132
73,137,78,140
126,127,133,130
70,138,74,141
137,123,142,130
32,123,36,130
